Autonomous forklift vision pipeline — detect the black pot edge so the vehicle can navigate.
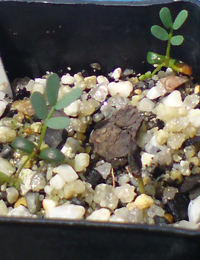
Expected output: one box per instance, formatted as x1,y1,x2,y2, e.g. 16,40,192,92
0,0,199,7
0,215,199,236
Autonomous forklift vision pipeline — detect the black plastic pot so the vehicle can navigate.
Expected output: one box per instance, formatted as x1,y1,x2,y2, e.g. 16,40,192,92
0,0,200,259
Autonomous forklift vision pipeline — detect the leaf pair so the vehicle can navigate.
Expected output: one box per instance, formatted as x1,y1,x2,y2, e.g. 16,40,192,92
30,73,82,130
151,7,188,46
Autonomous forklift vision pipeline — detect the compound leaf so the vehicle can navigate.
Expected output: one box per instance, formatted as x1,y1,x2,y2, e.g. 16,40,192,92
45,73,60,106
30,92,48,119
151,25,169,41
170,35,184,45
46,117,70,130
55,88,82,110
159,7,172,29
173,10,188,30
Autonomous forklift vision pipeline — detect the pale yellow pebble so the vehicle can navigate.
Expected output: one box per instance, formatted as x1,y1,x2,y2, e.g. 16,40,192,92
13,112,24,123
12,99,35,116
20,155,33,169
130,95,140,106
170,169,182,182
155,130,169,145
182,125,196,139
30,122,42,134
84,75,97,89
42,199,58,211
134,89,142,95
194,85,200,94
127,194,154,210
189,157,199,166
14,197,27,208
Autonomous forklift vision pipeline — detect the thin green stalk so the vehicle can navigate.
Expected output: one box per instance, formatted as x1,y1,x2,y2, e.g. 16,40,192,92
37,105,56,150
16,150,37,176
137,176,146,194
166,27,173,59
151,63,165,76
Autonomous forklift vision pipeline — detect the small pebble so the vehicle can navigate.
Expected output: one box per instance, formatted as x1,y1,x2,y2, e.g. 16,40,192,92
0,200,8,215
127,194,154,210
94,162,112,179
31,173,46,192
74,153,90,172
0,157,16,177
0,126,16,143
114,184,137,203
53,164,78,183
89,84,108,102
138,98,155,112
61,74,75,85
188,195,200,223
161,90,183,107
50,174,66,190
25,192,41,214
108,81,133,97
45,204,85,219
6,187,19,204
42,199,58,211
87,208,111,221
109,67,122,81
8,205,32,217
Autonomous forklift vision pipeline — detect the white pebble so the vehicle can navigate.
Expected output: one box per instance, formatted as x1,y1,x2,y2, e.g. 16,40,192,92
97,75,109,85
50,174,66,190
89,84,108,102
63,100,80,117
19,169,36,195
95,162,112,179
108,81,133,97
31,82,45,94
0,126,16,143
184,94,199,110
146,83,167,100
0,100,8,117
94,184,119,210
61,74,75,85
42,199,58,211
188,196,200,223
6,187,19,204
0,157,15,177
8,205,32,217
114,184,136,203
174,220,199,230
0,200,8,215
87,208,111,221
109,67,122,81
74,153,90,172
187,109,200,127
138,98,155,112
161,90,183,107
45,204,85,219
53,164,78,183
141,152,154,168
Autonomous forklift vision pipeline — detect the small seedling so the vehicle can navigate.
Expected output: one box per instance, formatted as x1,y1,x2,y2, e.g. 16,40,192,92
11,73,82,182
140,7,192,80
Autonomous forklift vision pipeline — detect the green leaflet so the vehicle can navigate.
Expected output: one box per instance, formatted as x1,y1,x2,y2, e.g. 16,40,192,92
56,88,82,110
173,10,188,30
159,7,172,29
151,25,169,41
45,73,60,106
46,117,70,130
30,92,48,119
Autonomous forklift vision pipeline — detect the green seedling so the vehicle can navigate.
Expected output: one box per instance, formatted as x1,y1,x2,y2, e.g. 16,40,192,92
140,7,192,80
11,73,82,179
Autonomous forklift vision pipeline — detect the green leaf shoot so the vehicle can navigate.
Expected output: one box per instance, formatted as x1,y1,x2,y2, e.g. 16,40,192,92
151,25,169,41
0,172,10,185
45,73,60,106
30,92,48,119
170,35,184,46
46,117,70,130
159,7,172,29
173,10,188,30
55,88,82,110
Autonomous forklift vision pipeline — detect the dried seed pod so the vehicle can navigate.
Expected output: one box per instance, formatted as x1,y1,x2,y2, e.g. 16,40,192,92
169,59,192,76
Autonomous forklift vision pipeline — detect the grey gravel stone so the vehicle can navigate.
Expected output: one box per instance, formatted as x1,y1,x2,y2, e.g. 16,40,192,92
25,192,41,214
